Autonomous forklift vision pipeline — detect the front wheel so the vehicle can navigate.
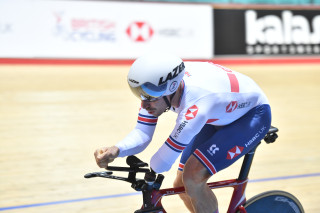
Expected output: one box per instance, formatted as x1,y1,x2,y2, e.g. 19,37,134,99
244,190,304,213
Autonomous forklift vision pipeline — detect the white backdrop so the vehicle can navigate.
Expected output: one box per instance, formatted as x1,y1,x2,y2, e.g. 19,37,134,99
0,0,213,59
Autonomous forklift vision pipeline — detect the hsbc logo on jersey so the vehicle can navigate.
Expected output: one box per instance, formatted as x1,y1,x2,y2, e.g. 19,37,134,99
185,105,198,120
226,101,238,113
226,101,251,113
173,121,188,139
227,146,244,160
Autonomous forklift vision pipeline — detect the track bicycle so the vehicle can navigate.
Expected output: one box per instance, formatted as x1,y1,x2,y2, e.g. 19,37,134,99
85,126,304,213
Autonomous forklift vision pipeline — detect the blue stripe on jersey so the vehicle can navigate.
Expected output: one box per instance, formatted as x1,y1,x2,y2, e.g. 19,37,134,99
169,136,187,147
165,141,182,153
137,121,157,126
165,136,187,153
138,113,157,119
137,112,158,126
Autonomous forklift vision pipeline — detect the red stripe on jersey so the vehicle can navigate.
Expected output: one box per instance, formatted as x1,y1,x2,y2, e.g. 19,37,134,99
167,137,185,151
138,116,158,123
179,163,185,170
211,63,240,93
194,149,217,175
206,119,219,124
226,73,239,93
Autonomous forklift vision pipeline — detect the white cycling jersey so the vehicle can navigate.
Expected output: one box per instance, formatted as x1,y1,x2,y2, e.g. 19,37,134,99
116,62,269,173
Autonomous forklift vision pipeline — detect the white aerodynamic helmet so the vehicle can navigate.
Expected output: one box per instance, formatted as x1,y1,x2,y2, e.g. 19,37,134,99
127,53,185,101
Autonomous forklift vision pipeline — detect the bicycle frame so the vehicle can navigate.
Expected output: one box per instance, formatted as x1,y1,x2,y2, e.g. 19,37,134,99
137,145,259,213
148,178,248,213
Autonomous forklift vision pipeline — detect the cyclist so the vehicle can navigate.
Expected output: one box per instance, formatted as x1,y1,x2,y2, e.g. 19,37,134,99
94,53,272,213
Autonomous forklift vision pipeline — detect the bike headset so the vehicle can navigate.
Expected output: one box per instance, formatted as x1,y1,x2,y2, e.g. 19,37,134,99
127,53,185,112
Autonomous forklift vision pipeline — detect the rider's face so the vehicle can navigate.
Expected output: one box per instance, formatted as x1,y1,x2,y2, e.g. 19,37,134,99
141,97,168,117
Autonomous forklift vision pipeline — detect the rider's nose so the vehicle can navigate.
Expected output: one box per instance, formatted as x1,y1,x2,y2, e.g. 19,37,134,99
141,100,150,109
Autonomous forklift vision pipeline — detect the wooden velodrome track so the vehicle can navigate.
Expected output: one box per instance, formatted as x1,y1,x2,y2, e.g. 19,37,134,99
0,62,319,213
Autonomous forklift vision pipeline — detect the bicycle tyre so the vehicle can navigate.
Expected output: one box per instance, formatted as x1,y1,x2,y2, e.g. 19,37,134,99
243,190,304,213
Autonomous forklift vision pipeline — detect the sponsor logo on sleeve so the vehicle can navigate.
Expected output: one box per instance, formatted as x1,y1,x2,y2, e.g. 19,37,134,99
185,105,198,120
226,101,251,113
173,121,188,139
226,101,238,113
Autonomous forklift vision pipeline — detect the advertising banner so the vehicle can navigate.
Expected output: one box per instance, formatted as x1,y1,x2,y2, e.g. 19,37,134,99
214,8,320,56
0,0,212,59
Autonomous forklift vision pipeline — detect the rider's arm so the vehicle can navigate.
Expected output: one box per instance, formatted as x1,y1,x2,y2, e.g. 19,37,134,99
150,104,209,173
116,108,158,157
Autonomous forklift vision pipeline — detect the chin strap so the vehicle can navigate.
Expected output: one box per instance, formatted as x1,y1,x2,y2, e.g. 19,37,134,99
163,92,176,112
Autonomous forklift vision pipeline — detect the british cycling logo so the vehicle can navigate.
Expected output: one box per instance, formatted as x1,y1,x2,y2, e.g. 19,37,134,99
169,81,178,93
53,11,116,42
185,105,198,120
207,144,219,156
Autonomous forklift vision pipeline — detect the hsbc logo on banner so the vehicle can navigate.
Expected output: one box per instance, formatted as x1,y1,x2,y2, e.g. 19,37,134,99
126,21,194,43
226,101,238,113
126,22,154,42
185,105,198,120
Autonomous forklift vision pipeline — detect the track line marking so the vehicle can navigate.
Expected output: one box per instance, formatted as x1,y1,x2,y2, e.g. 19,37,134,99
1,172,319,211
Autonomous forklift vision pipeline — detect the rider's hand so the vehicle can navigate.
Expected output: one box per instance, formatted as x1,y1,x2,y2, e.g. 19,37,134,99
94,146,120,168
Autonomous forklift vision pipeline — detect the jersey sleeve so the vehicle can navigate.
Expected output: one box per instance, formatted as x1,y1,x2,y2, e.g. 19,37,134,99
150,101,209,173
116,107,158,157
